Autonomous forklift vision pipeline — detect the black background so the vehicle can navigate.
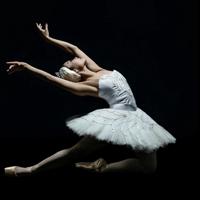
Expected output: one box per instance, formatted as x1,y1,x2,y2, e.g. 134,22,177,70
0,0,198,197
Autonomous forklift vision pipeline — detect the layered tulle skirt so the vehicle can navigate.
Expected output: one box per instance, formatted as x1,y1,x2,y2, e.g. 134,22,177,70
66,108,176,153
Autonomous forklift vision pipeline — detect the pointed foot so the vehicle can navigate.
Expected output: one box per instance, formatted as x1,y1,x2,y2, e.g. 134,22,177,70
75,158,107,172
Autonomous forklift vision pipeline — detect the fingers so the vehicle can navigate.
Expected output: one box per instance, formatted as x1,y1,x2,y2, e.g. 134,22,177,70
6,65,16,75
6,64,14,71
6,61,19,65
36,22,48,31
36,23,39,30
45,23,48,30
36,22,43,31
6,62,24,75
6,61,22,65
36,22,40,28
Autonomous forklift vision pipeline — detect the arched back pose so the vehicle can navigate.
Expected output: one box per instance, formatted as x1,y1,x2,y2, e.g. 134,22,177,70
4,23,176,177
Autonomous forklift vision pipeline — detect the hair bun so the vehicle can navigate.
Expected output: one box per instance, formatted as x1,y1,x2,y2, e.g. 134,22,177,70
55,67,81,82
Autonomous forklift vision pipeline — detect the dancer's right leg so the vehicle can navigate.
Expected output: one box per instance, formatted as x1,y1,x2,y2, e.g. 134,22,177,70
4,136,108,176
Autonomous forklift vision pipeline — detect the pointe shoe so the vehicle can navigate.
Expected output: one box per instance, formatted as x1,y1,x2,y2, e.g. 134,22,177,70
4,166,18,177
4,166,32,177
75,158,107,172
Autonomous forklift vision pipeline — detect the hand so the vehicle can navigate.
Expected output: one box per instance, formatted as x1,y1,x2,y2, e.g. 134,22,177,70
36,23,49,39
6,61,31,75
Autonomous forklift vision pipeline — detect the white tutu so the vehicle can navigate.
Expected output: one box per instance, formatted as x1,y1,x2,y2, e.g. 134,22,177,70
66,69,176,152
66,107,176,153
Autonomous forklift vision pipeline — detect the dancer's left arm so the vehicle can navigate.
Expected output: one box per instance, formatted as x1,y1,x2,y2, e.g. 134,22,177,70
36,23,103,72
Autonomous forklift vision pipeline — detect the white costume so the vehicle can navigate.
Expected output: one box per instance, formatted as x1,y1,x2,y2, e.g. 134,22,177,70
66,70,176,152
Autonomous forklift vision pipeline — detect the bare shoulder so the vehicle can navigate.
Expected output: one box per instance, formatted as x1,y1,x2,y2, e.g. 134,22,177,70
80,69,113,86
96,68,113,77
77,69,113,97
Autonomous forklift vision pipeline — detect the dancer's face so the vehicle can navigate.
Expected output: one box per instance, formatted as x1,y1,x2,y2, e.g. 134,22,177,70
63,57,85,73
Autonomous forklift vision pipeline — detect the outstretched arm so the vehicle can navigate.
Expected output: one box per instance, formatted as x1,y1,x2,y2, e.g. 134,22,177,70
36,23,103,72
6,61,98,97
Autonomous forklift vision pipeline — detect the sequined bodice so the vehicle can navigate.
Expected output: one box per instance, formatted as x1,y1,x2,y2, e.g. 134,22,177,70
98,70,137,111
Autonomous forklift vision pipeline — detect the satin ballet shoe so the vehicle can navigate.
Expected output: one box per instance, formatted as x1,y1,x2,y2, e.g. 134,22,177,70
4,166,32,177
75,158,107,172
4,166,18,177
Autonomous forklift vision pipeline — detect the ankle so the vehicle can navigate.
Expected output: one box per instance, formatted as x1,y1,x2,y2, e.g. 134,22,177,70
95,158,107,173
26,166,33,174
29,165,38,174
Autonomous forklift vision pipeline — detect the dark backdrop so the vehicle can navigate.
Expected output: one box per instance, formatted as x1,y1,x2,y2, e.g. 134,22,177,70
0,0,198,196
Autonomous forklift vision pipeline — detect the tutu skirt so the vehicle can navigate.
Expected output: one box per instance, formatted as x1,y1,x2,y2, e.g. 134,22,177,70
66,108,176,153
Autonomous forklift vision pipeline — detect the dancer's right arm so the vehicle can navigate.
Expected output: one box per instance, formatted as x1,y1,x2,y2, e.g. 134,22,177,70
6,61,98,97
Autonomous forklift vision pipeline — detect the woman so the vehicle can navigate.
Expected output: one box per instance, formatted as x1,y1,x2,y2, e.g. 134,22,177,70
4,23,176,177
